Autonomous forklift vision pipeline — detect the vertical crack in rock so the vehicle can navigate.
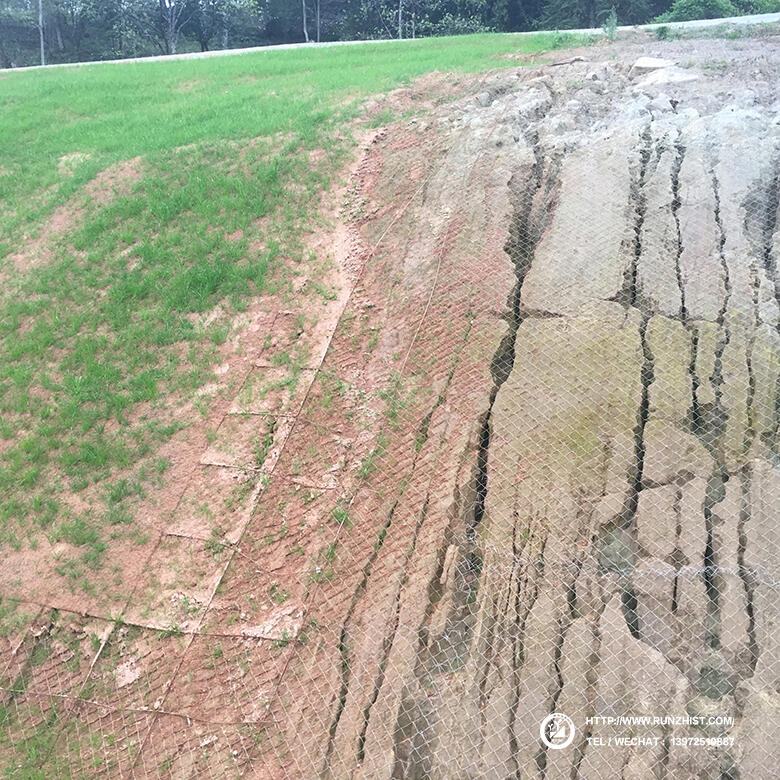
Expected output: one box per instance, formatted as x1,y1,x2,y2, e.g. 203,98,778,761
737,466,759,675
506,526,543,772
748,152,780,310
470,131,546,546
494,133,558,774
712,168,732,330
746,282,759,460
536,555,586,778
689,324,702,445
355,323,479,771
741,163,776,464
466,128,547,655
357,508,409,765
389,125,556,777
670,486,683,616
756,157,780,458
622,312,654,640
571,614,603,779
323,497,399,772
618,124,654,638
624,124,653,309
703,472,725,650
671,140,687,322
701,167,732,657
769,162,780,458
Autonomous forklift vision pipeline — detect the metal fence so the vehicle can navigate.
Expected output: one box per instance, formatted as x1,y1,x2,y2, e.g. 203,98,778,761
2,40,779,779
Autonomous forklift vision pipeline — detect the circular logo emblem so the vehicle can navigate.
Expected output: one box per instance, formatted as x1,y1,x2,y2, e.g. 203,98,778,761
540,713,575,750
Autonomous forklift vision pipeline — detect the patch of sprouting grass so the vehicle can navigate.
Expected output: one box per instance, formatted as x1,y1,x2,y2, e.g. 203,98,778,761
252,423,277,469
309,541,338,585
0,597,29,638
378,371,413,430
106,478,144,506
357,432,387,479
0,133,329,551
367,107,397,128
316,367,351,410
330,506,352,530
0,702,64,774
310,280,338,301
269,583,290,605
205,534,226,557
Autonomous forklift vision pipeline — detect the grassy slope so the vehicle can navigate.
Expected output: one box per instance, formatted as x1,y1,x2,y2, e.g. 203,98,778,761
0,32,578,584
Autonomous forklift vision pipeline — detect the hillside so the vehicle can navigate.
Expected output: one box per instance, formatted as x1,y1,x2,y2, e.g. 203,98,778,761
2,24,780,779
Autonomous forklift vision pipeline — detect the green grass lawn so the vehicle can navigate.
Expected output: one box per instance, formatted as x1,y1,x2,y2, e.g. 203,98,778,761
0,32,581,580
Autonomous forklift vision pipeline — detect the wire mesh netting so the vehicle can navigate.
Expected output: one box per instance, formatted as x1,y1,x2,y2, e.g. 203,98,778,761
2,38,780,779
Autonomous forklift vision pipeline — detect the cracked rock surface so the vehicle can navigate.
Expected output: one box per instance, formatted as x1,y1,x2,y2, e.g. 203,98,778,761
268,44,780,780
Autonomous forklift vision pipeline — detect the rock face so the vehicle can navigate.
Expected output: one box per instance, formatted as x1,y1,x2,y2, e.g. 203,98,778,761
520,131,639,315
239,60,780,779
437,106,768,777
363,97,778,778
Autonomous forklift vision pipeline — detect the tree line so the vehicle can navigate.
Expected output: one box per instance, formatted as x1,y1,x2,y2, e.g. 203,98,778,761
1,0,777,68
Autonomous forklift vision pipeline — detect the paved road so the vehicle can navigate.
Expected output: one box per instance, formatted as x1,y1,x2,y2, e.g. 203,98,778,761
2,11,778,73
529,9,780,36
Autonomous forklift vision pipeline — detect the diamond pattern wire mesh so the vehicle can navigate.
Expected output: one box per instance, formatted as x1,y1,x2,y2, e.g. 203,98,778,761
2,46,780,778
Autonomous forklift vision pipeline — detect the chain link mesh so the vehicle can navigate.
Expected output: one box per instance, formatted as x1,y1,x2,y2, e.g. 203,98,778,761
2,35,780,779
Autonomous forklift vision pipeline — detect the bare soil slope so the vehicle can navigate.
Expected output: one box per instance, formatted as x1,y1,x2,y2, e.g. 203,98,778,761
2,33,780,778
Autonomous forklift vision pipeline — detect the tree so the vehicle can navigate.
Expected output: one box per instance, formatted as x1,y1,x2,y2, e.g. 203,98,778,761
49,0,97,59
0,0,37,66
655,0,737,19
539,0,659,29
185,0,244,49
132,0,189,53
159,0,188,52
1,0,706,67
36,0,44,62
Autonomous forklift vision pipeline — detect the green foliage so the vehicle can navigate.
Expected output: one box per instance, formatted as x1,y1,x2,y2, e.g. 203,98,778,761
416,13,494,36
550,29,586,47
653,0,780,20
655,0,738,21
330,506,352,529
603,6,619,38
540,0,670,31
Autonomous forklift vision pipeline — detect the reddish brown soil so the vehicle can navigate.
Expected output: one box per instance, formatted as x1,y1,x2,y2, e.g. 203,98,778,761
9,156,143,272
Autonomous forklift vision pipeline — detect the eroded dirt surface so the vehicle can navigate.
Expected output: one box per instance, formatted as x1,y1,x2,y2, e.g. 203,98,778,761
2,34,780,778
